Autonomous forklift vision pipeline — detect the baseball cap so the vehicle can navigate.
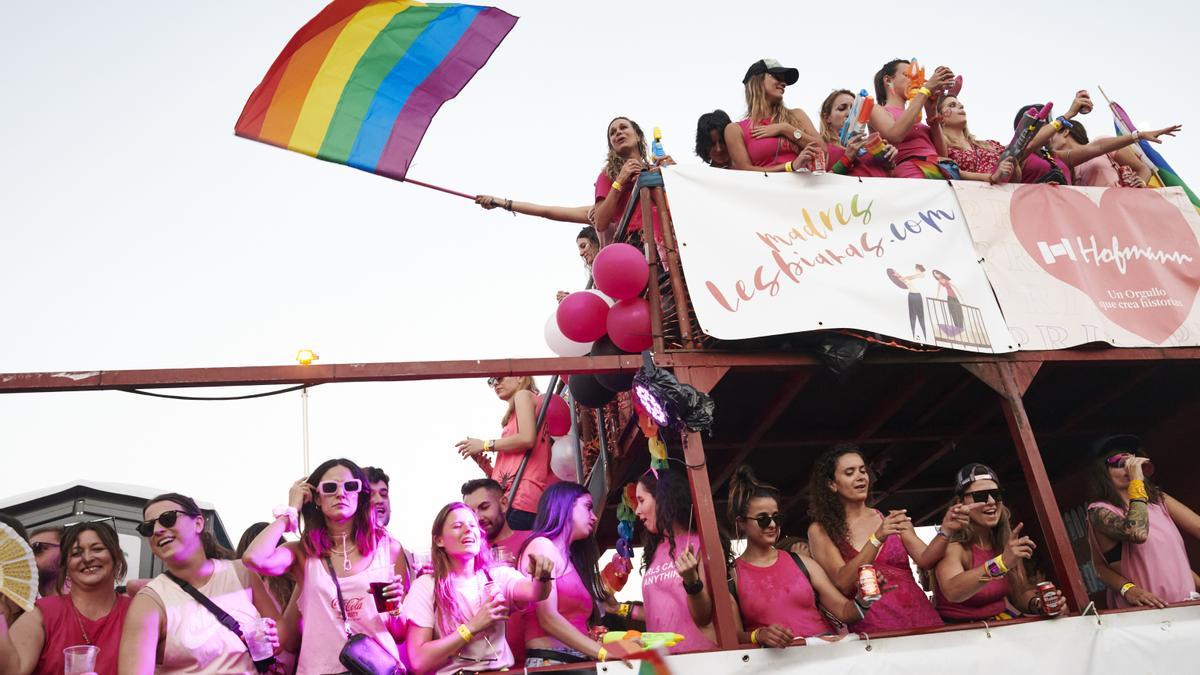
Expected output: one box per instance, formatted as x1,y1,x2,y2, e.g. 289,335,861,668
743,59,799,85
954,462,999,494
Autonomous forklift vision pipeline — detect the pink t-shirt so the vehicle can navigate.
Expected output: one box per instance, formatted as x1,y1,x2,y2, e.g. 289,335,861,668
490,397,559,515
593,170,662,247
1074,154,1122,187
641,532,718,654
1090,500,1194,606
737,118,799,168
403,565,525,675
934,545,1011,621
734,552,829,638
883,105,938,161
34,594,131,675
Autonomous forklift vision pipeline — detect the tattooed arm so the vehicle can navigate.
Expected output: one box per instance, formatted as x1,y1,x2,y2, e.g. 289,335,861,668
1088,503,1150,544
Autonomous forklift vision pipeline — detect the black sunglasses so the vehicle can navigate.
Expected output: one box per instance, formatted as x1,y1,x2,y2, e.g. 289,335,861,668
137,509,192,537
31,542,61,555
962,488,1004,504
742,513,783,529
486,377,502,387
318,479,362,495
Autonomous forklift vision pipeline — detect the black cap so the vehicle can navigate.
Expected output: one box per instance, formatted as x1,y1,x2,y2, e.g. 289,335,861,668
1091,434,1141,460
743,59,799,85
954,463,999,494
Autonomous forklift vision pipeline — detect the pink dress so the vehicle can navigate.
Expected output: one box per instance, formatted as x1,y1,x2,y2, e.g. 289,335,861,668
1090,500,1194,606
836,529,943,632
826,143,890,178
642,532,719,653
490,397,559,515
934,545,1012,622
734,553,830,637
947,140,1004,176
882,105,943,179
737,118,799,168
593,170,662,247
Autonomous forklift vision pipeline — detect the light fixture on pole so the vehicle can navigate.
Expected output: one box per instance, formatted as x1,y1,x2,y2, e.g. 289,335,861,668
296,349,319,474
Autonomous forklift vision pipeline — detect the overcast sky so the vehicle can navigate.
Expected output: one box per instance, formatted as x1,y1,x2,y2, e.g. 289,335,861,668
2,1,1197,552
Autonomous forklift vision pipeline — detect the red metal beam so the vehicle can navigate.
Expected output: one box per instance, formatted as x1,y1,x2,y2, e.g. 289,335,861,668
871,409,1000,504
710,370,814,490
657,347,1200,370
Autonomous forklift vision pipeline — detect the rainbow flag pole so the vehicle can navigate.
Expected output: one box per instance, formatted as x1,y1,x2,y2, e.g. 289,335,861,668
235,1,517,199
1099,86,1200,212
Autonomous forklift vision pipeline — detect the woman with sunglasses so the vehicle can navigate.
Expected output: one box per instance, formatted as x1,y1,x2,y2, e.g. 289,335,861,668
242,458,411,675
727,466,876,648
628,469,718,654
806,444,949,632
935,464,1065,621
1087,436,1200,608
404,502,554,674
457,377,558,532
120,493,281,674
0,522,131,675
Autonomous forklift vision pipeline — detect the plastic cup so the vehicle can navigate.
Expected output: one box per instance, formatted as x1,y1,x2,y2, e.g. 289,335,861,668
245,618,275,662
63,645,98,675
369,581,402,614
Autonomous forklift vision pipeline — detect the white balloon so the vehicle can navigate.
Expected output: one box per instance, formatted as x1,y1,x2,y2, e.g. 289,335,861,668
550,433,580,481
544,312,591,357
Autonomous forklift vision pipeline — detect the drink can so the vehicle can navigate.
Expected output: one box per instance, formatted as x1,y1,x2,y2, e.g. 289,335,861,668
1037,581,1060,616
813,150,826,175
858,564,881,601
370,581,403,615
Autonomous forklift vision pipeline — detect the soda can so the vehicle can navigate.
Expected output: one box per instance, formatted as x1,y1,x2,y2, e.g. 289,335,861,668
1036,581,1060,616
858,564,881,601
813,150,826,175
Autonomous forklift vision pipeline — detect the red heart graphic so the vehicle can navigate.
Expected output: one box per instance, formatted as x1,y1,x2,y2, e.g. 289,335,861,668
1010,185,1200,344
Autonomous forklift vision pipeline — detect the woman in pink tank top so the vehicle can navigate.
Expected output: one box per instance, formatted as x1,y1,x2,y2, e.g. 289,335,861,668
818,89,898,178
806,445,952,633
457,376,559,532
935,463,1065,622
1086,435,1200,608
518,483,626,666
0,522,131,675
726,467,877,648
241,459,411,674
868,59,955,179
725,59,823,173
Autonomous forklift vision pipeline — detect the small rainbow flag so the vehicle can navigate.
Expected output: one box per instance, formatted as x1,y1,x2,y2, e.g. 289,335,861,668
235,1,517,182
1104,91,1200,213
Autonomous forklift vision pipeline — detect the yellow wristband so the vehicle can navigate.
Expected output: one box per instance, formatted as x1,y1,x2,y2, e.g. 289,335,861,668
1120,582,1136,597
750,628,759,645
784,161,793,173
456,624,473,643
917,86,933,98
993,554,1009,574
617,602,631,618
596,647,608,662
868,533,883,549
1128,479,1149,502
611,180,623,192
482,439,494,452
1050,119,1064,131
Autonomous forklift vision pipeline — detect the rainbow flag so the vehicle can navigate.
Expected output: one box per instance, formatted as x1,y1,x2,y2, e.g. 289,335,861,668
1108,98,1200,212
235,1,516,181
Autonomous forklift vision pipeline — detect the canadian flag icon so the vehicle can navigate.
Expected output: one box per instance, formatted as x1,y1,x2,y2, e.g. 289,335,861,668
1036,238,1077,265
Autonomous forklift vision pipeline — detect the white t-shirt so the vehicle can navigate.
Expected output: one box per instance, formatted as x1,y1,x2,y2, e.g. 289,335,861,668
403,565,524,674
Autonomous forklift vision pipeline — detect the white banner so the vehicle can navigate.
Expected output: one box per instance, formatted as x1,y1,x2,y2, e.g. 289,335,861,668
662,167,1014,352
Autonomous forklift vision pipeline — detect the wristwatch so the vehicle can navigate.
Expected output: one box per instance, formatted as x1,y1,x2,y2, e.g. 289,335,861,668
793,129,803,141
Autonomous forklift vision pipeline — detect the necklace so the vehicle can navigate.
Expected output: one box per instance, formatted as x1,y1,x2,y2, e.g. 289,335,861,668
68,593,115,646
330,532,357,572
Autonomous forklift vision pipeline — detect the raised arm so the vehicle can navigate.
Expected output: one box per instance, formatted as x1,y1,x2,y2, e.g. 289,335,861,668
0,607,45,675
119,592,166,675
909,502,982,570
475,195,592,224
242,497,304,578
1088,504,1149,545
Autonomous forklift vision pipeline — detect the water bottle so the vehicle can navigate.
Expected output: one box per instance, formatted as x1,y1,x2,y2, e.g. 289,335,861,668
651,127,666,161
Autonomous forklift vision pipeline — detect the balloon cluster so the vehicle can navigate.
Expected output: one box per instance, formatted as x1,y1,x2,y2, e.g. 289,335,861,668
544,244,652,407
601,483,639,594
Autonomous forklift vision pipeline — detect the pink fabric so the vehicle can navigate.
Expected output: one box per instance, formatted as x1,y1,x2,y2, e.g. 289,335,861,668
825,143,890,178
492,529,531,567
491,396,559,514
491,529,532,665
734,553,830,637
1020,151,1073,184
524,558,594,643
1090,500,1194,606
736,118,799,168
836,528,943,632
593,171,662,247
947,140,1004,175
34,594,131,675
934,545,1011,621
883,105,938,161
642,532,718,654
1074,154,1123,187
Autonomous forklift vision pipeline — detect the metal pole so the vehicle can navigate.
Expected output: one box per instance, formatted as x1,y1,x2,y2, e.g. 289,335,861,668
301,385,310,475
568,391,585,484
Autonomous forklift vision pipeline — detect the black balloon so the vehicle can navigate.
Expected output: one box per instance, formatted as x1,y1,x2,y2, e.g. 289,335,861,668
569,373,618,408
590,336,635,392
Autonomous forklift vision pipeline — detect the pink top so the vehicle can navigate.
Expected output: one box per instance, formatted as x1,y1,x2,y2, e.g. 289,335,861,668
883,105,938,161
524,542,594,643
734,552,829,637
491,396,559,515
1020,151,1072,184
593,170,662,247
1074,154,1122,187
737,118,799,168
1090,500,1194,606
826,142,890,178
947,140,1004,175
836,527,943,632
492,529,532,568
934,545,1011,621
34,594,131,675
641,531,718,654
296,537,400,675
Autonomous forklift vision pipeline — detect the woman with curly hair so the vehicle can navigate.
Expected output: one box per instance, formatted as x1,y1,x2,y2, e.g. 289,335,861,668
806,444,954,631
628,470,718,653
591,116,674,249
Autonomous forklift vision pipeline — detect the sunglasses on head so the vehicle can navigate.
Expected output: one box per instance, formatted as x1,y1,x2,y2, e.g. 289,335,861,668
136,509,192,537
962,488,1004,504
318,479,362,495
31,542,61,555
742,513,783,529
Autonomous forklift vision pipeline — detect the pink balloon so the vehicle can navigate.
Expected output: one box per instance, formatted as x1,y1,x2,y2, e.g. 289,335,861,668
556,291,610,343
593,243,649,300
544,394,571,436
606,298,652,352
